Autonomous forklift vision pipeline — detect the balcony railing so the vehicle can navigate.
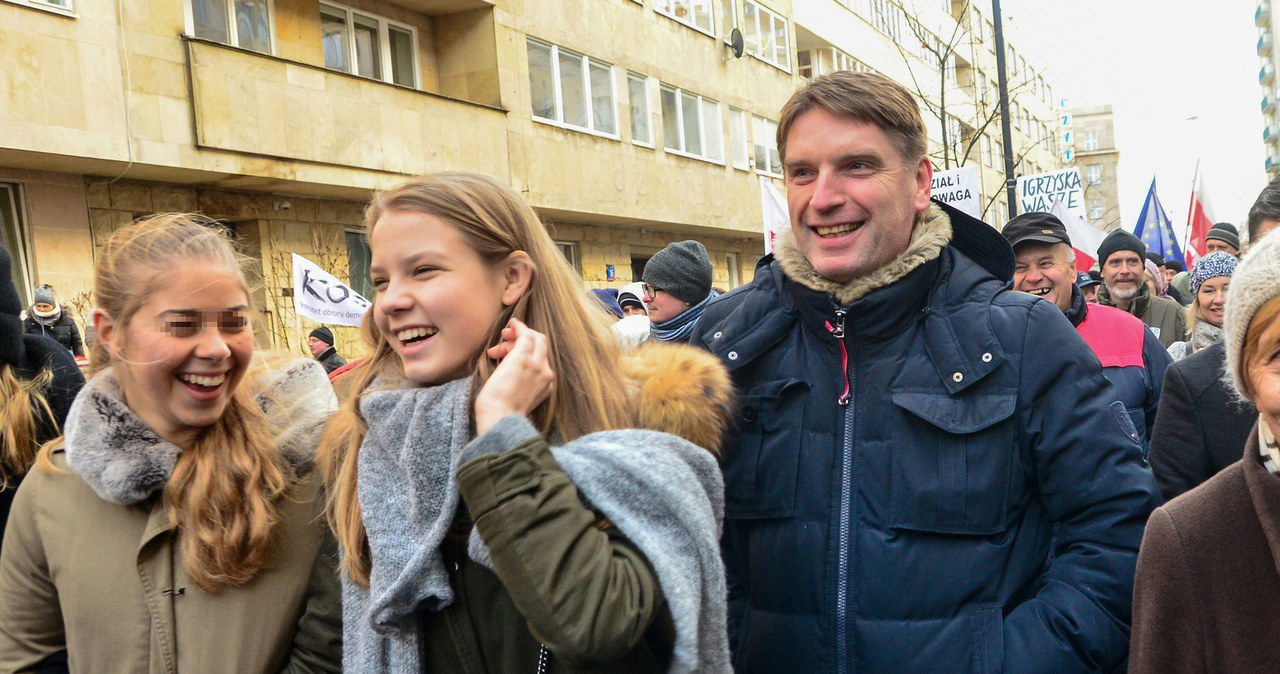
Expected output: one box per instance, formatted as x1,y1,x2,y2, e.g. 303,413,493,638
1261,32,1274,56
1267,154,1280,171
1259,1,1271,27
1264,93,1276,113
1265,63,1276,85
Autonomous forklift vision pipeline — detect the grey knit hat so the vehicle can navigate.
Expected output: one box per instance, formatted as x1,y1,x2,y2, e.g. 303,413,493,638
1224,232,1280,399
1206,226,1240,252
1188,251,1237,296
33,284,56,306
642,240,713,305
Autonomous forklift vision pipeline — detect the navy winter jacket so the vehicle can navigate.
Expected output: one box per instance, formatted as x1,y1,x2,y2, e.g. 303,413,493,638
691,203,1161,673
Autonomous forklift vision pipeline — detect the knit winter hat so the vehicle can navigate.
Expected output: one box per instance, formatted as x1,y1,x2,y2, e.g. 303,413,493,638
588,288,623,319
1097,229,1146,266
617,281,647,314
33,284,56,306
1164,259,1186,273
1144,259,1166,295
642,240,713,305
1224,232,1280,399
1188,251,1238,296
1206,226,1240,252
0,245,23,364
309,326,334,346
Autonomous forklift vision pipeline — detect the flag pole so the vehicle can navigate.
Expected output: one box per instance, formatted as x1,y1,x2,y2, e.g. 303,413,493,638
1182,158,1200,255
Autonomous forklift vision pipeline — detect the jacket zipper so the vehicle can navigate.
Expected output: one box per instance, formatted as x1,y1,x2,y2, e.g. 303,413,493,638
827,303,854,673
536,644,549,674
825,305,851,406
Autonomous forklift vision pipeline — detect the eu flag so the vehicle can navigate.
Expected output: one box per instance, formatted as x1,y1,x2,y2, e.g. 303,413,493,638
1133,178,1183,262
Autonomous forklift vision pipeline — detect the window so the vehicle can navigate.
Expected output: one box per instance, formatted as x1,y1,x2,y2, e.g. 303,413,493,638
727,252,740,288
660,84,722,163
1089,199,1104,220
981,134,992,166
321,3,417,87
0,184,33,308
729,108,750,170
654,0,713,36
190,0,273,54
528,39,618,137
11,0,72,13
628,73,653,147
1083,130,1099,151
977,71,988,103
739,0,790,71
752,115,782,176
344,229,374,301
556,241,581,273
797,47,872,79
1086,164,1101,185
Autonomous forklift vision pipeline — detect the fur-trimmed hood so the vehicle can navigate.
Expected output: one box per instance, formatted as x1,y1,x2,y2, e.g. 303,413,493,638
63,357,337,505
773,203,954,306
619,340,733,455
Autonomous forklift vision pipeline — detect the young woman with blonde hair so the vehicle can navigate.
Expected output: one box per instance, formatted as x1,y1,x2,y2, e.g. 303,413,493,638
320,171,733,673
0,215,341,672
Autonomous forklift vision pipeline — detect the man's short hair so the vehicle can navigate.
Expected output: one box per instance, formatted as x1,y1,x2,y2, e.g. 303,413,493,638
776,71,927,168
1248,178,1280,242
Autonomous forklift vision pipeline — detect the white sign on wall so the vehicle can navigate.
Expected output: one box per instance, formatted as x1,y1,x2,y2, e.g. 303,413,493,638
930,166,980,218
291,253,371,327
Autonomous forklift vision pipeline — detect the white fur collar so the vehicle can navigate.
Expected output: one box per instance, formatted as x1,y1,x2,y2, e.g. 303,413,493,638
63,359,336,505
773,203,953,306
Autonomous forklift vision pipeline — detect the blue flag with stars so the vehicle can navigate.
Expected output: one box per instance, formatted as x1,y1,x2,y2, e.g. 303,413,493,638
1133,177,1183,262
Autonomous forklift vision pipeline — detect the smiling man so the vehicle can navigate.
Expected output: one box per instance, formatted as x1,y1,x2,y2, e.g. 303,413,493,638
1096,229,1186,349
691,71,1159,673
1003,212,1170,450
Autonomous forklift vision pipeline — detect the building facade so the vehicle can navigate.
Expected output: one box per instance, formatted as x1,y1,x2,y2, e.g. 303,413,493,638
1260,0,1279,180
1071,104,1122,232
1,0,1066,356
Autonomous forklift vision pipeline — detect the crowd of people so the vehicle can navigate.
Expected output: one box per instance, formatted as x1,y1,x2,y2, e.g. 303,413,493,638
1,70,1279,673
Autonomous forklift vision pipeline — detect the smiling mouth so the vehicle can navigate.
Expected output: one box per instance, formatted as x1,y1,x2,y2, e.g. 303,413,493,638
813,222,864,238
395,326,438,345
1026,288,1051,296
177,372,226,393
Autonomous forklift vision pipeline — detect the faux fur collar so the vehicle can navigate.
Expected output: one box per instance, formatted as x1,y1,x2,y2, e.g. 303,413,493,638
63,358,337,505
773,203,953,306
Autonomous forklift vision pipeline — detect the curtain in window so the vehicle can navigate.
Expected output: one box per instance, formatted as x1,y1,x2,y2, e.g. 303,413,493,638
234,0,270,53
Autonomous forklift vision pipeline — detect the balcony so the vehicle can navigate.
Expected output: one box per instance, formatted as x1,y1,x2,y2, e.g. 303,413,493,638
1264,93,1276,113
1259,1,1271,27
1267,154,1280,171
1265,63,1277,85
1262,33,1274,56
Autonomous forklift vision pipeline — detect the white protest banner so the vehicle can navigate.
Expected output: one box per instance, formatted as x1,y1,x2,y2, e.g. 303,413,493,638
760,175,789,256
930,166,980,218
291,253,371,327
1017,168,1085,219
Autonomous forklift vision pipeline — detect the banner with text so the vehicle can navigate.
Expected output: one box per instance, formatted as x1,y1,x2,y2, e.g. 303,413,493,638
1017,168,1086,219
291,253,371,327
931,166,980,218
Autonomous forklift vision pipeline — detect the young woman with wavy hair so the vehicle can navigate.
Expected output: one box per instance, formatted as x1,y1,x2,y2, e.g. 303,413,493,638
0,215,342,672
319,172,733,673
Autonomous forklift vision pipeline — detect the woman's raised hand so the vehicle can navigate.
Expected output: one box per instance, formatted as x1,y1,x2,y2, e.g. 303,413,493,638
475,318,555,435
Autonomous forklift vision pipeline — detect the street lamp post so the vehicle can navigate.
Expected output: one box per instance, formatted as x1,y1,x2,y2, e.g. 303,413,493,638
992,0,1017,221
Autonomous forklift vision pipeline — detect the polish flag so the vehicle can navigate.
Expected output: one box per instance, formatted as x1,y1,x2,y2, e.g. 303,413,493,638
1184,172,1214,269
1050,196,1108,271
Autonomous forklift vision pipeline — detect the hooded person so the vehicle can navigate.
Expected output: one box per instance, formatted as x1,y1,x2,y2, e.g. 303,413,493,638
612,282,652,350
1167,252,1237,361
1096,229,1187,348
22,284,84,357
307,325,348,374
617,282,649,318
588,288,623,320
641,241,716,343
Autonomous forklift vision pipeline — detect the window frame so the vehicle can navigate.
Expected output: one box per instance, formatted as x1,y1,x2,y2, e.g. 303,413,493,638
1083,130,1099,151
7,0,75,16
738,0,791,72
752,114,782,177
729,107,751,171
320,1,420,88
528,38,620,140
1086,164,1102,185
0,183,35,308
555,241,582,274
660,83,724,164
187,0,277,55
627,72,654,148
344,228,375,302
653,0,715,37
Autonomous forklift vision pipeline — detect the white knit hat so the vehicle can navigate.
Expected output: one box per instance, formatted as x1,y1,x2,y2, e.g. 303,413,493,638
1224,232,1280,399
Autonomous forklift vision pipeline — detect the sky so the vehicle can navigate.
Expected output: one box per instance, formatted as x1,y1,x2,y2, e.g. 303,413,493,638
1000,0,1267,242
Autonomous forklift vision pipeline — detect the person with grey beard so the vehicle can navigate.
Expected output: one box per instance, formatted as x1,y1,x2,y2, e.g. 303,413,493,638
1096,229,1186,349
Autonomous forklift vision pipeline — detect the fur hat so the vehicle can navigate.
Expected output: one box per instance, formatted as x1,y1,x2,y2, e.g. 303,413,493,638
1097,229,1146,266
1188,251,1237,296
1224,233,1280,399
0,245,23,364
1206,225,1240,252
642,240,713,306
309,326,334,346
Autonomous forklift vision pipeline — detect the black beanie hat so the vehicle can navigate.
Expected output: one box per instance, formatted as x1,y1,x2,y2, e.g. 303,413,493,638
1097,229,1146,266
1206,225,1240,251
309,326,334,346
642,240,713,305
0,245,24,364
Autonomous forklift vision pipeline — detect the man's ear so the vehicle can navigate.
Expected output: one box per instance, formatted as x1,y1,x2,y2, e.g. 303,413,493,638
912,157,933,213
92,308,120,358
498,251,535,307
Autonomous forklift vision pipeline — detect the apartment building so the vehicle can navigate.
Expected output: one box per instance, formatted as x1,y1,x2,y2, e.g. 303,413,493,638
1,0,1065,354
1259,0,1279,179
1070,105,1122,232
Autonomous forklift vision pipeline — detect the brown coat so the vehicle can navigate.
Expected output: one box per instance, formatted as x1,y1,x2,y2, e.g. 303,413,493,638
1131,421,1280,673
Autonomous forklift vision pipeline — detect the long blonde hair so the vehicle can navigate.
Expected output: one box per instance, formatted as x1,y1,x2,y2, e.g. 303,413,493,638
319,172,634,585
40,214,288,593
0,364,56,489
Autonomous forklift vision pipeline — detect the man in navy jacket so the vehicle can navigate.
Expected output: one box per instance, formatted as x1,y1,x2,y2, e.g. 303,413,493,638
691,72,1161,673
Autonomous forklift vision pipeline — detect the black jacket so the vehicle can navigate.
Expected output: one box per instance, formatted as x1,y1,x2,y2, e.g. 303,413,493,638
315,346,347,374
1147,340,1256,501
22,309,84,357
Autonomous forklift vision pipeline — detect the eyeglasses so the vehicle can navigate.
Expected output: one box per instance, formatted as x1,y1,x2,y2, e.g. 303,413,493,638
642,283,660,299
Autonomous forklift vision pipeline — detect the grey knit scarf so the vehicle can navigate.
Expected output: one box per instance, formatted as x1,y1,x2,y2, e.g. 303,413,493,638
342,376,472,672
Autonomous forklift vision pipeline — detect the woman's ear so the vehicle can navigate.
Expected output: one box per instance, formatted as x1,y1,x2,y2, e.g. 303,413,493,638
93,308,120,358
498,251,535,307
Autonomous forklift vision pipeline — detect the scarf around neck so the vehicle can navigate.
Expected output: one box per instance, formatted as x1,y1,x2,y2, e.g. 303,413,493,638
651,291,717,343
1189,318,1224,353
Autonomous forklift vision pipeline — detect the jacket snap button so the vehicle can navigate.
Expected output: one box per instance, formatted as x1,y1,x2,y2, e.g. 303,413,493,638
742,406,757,423
981,352,992,362
728,351,739,361
952,371,964,383
713,331,723,339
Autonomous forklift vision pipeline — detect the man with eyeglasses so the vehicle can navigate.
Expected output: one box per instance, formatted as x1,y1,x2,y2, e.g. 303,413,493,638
639,240,715,343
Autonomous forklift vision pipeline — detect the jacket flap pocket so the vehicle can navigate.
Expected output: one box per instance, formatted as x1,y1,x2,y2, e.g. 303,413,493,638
891,389,1017,434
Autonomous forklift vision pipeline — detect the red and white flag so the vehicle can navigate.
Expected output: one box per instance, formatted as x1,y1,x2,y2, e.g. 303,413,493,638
1184,172,1215,269
1050,197,1108,272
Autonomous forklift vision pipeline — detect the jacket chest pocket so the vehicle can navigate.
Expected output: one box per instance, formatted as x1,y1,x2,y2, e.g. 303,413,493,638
722,378,809,519
888,389,1018,535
